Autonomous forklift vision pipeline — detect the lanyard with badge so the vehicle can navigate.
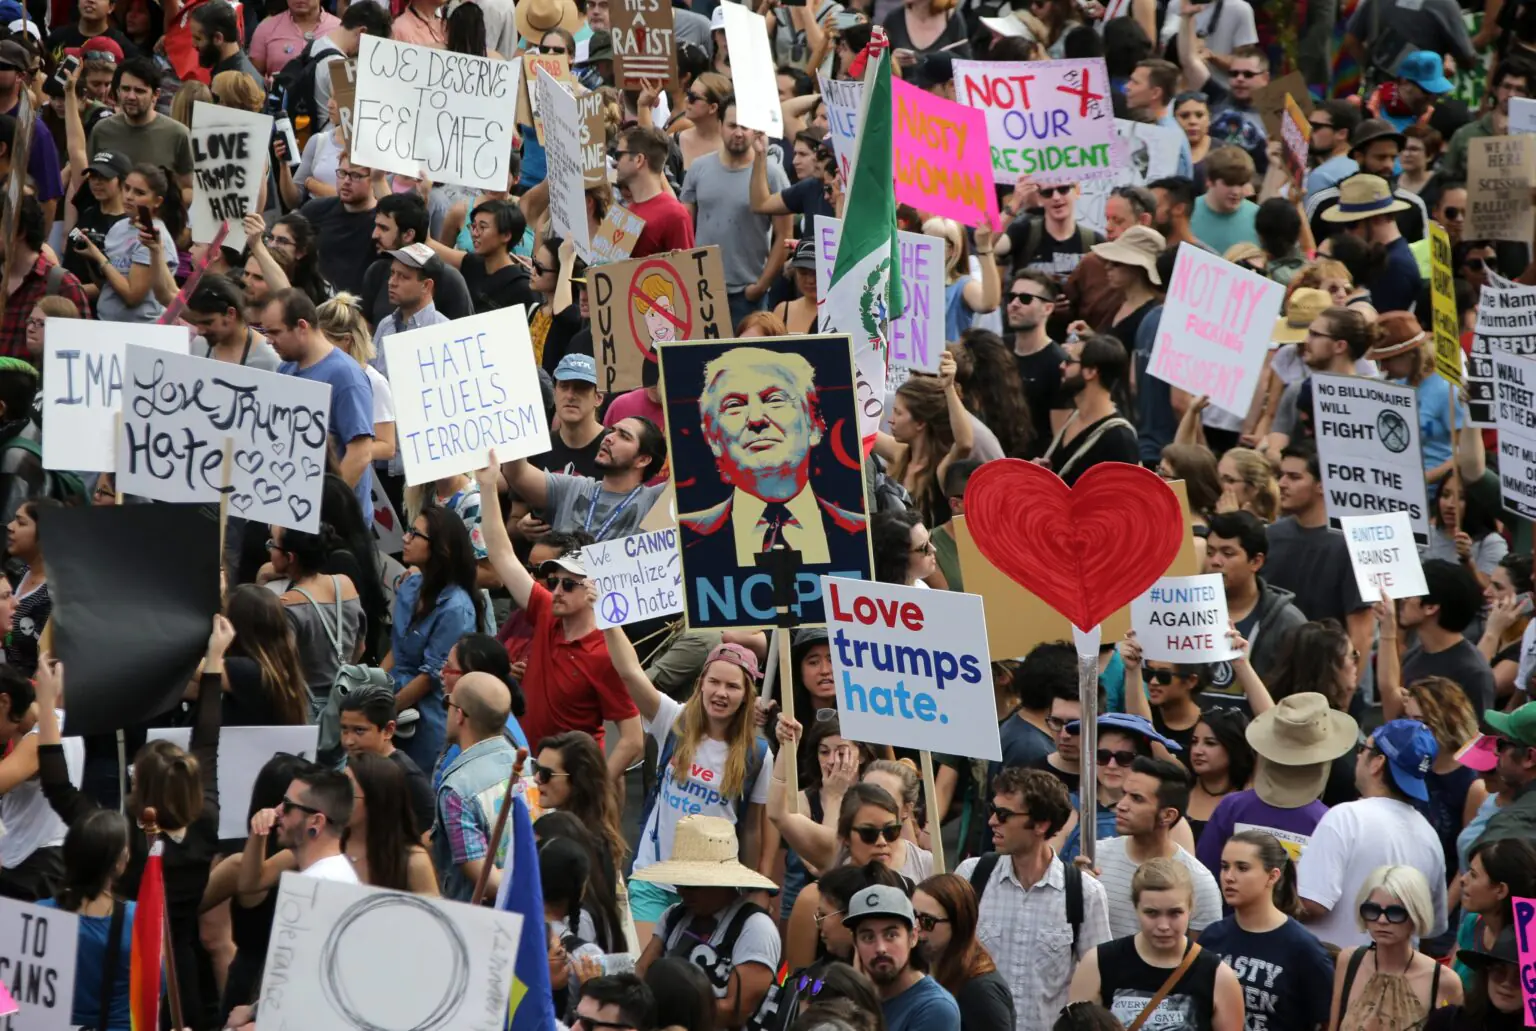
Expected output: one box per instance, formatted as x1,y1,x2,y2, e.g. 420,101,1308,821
584,483,642,538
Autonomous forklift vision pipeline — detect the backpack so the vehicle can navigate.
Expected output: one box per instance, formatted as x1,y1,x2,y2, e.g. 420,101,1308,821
296,576,391,766
639,730,770,853
659,899,771,996
269,39,332,146
2,437,86,504
969,851,1085,950
1016,218,1099,277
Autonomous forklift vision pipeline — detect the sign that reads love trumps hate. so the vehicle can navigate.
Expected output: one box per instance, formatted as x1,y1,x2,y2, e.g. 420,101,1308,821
189,101,271,251
586,529,683,629
1130,574,1240,663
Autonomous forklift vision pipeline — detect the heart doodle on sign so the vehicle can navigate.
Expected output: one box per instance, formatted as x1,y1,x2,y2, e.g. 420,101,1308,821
963,460,1185,632
234,450,264,475
272,461,297,484
270,440,286,456
288,495,313,524
254,478,282,504
301,457,321,480
230,493,255,513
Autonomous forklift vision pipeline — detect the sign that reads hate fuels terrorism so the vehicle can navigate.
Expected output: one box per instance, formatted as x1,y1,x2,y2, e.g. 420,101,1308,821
1310,373,1429,546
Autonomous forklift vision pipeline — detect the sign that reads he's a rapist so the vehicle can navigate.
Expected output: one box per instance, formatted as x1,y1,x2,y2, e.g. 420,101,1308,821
1310,373,1430,545
822,576,1000,760
1129,574,1239,663
1340,512,1428,601
0,896,78,1031
585,529,684,629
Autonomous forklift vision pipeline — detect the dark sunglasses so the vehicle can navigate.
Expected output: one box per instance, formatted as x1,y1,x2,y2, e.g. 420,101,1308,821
532,260,555,276
533,763,570,783
538,43,569,54
280,796,322,816
1045,715,1081,735
796,975,825,996
1038,185,1073,198
1443,207,1464,220
1174,90,1208,106
914,913,950,932
1008,290,1048,304
1097,749,1137,767
545,575,583,593
988,802,1024,823
1230,69,1261,78
1358,901,1411,924
850,822,903,845
1308,119,1334,131
1141,667,1174,685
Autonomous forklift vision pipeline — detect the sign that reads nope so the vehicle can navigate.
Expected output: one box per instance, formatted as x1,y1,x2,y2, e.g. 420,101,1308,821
822,576,1000,761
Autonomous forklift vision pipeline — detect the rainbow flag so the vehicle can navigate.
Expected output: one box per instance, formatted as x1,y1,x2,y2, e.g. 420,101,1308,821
129,839,166,1031
1330,0,1362,99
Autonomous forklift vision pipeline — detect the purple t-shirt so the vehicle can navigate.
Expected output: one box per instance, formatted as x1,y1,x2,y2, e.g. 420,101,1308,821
1196,789,1329,879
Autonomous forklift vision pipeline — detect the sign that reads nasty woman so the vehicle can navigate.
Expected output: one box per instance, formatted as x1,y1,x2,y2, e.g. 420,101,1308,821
189,101,271,252
1310,372,1430,545
117,347,330,532
954,58,1116,186
352,35,518,192
383,305,550,486
815,215,943,377
0,896,78,1031
822,576,999,760
586,528,684,629
893,76,1000,231
1129,574,1240,663
1340,512,1429,601
1148,244,1284,418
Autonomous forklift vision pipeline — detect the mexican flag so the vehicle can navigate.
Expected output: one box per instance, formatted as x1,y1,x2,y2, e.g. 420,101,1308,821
821,30,903,449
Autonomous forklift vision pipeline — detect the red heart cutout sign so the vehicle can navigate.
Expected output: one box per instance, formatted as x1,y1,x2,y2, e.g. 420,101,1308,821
963,460,1186,632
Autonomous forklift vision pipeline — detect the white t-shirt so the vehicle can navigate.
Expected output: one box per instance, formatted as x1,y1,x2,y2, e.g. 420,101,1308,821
1095,836,1223,939
1296,796,1447,948
634,693,773,873
301,852,361,883
0,728,66,868
364,364,396,425
658,895,781,998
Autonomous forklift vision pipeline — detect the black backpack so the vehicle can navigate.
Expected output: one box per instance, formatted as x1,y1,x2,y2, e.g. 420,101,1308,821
270,40,330,142
968,852,1085,949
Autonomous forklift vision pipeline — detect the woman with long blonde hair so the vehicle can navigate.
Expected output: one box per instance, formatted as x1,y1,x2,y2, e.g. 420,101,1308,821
922,216,999,343
316,294,397,465
1216,447,1280,522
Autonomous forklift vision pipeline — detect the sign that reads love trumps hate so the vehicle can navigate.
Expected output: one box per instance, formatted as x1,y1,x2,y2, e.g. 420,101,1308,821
822,576,1000,760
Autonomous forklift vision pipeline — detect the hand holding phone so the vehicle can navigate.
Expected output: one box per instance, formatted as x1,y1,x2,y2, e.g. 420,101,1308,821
44,55,80,99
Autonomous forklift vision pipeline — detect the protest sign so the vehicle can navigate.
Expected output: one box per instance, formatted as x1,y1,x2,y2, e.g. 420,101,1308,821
1468,135,1536,243
383,306,550,486
536,68,591,261
576,87,607,185
1494,349,1536,520
588,206,646,266
640,482,676,530
0,897,77,1031
612,0,678,89
822,576,1000,760
818,75,862,183
586,528,684,629
659,334,874,629
1076,117,1184,233
117,347,330,532
330,59,357,140
953,58,1116,186
1130,574,1240,663
1340,512,1428,601
41,319,189,472
1469,281,1536,425
149,725,319,839
1310,373,1430,545
1254,72,1312,139
1280,94,1310,179
1429,223,1462,386
722,2,782,137
258,872,523,1031
1511,97,1536,135
517,52,568,143
1147,244,1284,416
815,215,943,377
1514,897,1536,1025
352,35,518,192
892,76,1000,231
590,247,730,394
189,101,272,251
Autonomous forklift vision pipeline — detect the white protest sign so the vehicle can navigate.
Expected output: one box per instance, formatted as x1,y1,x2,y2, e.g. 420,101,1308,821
721,1,782,137
536,68,591,261
116,347,331,532
1129,574,1240,663
818,74,862,183
586,528,683,629
1077,118,1185,233
1311,373,1430,545
1494,348,1536,519
1148,244,1284,417
0,897,78,1031
815,216,943,376
822,576,1000,760
1513,97,1536,135
1469,282,1536,425
42,319,189,473
258,872,523,1031
148,725,319,839
384,305,551,486
954,58,1117,186
352,35,518,192
189,101,272,252
1340,512,1428,601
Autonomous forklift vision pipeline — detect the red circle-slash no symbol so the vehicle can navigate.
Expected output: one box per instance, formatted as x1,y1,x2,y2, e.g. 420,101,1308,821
625,259,693,361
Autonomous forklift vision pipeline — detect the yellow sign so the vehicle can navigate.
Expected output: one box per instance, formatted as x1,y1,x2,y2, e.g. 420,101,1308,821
1429,222,1463,386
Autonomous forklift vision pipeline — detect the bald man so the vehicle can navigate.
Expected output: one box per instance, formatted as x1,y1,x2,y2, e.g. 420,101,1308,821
431,671,521,901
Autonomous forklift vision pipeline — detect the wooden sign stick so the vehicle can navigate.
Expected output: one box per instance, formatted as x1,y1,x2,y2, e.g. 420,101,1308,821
919,750,945,874
217,438,233,564
472,748,528,906
757,546,804,814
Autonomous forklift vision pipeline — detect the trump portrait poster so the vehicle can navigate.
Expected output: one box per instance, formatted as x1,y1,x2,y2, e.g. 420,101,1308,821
657,334,875,630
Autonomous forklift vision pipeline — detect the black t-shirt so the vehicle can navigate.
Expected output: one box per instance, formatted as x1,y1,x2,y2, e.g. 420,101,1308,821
1402,639,1497,716
44,24,140,60
1028,752,1078,793
1107,299,1159,356
388,748,436,837
954,971,1016,1031
530,427,605,479
1048,412,1140,486
781,177,835,222
1006,217,1097,284
300,197,378,297
221,657,292,727
1263,518,1367,623
360,255,477,328
64,205,128,282
1013,340,1068,460
460,254,535,315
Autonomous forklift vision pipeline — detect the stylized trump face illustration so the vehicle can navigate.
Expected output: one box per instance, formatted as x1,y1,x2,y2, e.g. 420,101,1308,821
700,348,825,501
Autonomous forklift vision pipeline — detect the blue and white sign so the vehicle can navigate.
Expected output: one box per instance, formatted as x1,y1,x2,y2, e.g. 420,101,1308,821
587,528,684,629
1130,573,1240,663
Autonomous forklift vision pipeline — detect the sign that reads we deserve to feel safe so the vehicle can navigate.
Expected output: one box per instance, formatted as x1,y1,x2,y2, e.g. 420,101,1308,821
586,529,683,629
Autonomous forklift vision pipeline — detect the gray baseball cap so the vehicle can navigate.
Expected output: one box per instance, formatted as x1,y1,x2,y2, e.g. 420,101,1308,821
842,885,914,928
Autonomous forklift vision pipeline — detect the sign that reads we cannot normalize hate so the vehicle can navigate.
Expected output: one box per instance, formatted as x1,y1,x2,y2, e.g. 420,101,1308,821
586,529,683,629
1310,372,1429,545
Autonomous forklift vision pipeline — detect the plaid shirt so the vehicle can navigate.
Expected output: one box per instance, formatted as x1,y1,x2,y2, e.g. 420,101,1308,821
440,788,489,865
1,255,90,358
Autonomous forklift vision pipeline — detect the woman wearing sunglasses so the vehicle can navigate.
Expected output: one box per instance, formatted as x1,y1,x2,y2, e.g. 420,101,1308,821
1428,926,1526,1031
912,875,1014,1031
1451,837,1536,989
1328,865,1462,1031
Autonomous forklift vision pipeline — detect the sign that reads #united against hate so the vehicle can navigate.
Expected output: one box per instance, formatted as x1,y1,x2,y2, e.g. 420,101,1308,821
1310,373,1430,546
1340,512,1428,601
384,306,549,486
1148,244,1283,418
352,36,518,192
954,58,1116,186
586,529,684,629
892,77,1000,231
822,576,999,760
1130,574,1239,664
1494,349,1536,520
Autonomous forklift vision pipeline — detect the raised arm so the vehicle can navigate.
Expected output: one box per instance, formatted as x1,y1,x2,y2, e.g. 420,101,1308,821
600,620,665,723
936,352,974,486
1375,590,1405,721
243,214,293,294
1178,3,1213,91
477,454,536,609
32,653,97,827
766,717,840,871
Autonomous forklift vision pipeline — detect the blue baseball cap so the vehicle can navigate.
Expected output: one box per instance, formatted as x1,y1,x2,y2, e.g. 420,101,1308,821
1372,719,1439,802
1065,711,1183,752
553,353,597,385
1398,51,1453,95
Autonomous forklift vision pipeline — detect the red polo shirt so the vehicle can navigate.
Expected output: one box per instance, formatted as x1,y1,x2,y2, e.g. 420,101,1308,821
519,582,638,749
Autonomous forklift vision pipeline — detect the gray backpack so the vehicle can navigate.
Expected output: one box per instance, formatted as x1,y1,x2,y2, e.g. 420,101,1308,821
293,577,393,766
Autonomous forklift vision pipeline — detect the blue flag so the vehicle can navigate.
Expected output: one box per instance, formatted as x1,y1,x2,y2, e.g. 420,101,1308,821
497,791,558,1031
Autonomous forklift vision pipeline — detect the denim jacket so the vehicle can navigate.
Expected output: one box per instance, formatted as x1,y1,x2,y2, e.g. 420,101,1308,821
390,576,476,773
432,735,519,902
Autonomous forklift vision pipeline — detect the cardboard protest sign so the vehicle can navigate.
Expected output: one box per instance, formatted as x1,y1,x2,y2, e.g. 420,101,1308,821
1147,244,1284,418
330,59,356,140
41,319,189,473
1076,117,1185,233
892,76,1000,231
590,247,730,394
1514,897,1536,1024
721,1,782,137
149,725,319,839
658,334,875,629
1254,72,1312,139
1130,574,1240,663
383,306,550,486
953,58,1116,186
612,0,678,89
258,872,524,1031
640,482,676,530
190,101,272,251
815,215,943,377
0,897,77,1031
1469,282,1536,425
1468,135,1536,243
352,35,518,192
1494,348,1536,520
588,206,646,266
1280,94,1310,179
536,69,591,260
575,87,607,186
1340,512,1428,601
1429,223,1463,386
117,347,330,532
586,528,684,628
818,75,862,183
1311,373,1430,545
45,504,219,737
822,576,1000,760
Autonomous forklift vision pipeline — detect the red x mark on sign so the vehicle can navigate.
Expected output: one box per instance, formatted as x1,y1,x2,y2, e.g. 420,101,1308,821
1055,68,1103,118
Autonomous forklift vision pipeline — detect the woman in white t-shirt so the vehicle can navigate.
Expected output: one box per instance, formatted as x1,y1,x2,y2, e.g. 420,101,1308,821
316,294,398,466
602,626,773,945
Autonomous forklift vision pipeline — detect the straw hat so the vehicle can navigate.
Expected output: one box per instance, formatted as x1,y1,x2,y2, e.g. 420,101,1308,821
1321,174,1412,223
1090,225,1166,284
1364,310,1429,360
1273,288,1332,344
1246,693,1359,808
629,816,779,891
516,0,580,45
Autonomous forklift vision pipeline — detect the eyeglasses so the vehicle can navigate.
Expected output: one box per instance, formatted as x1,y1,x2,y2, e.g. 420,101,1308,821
1308,119,1334,131
545,575,583,593
850,822,903,845
1173,90,1208,106
538,43,569,54
613,149,632,159
1038,185,1073,198
92,483,116,501
1096,749,1138,767
796,975,827,997
811,910,843,929
1358,901,1411,924
1443,207,1464,220
686,91,708,103
24,317,45,330
910,539,935,556
337,169,370,182
1045,715,1080,735
1465,256,1489,271
532,261,555,276
988,802,1024,823
403,527,431,542
914,913,951,932
1141,667,1174,685
1008,290,1048,304
280,796,322,816
534,763,571,783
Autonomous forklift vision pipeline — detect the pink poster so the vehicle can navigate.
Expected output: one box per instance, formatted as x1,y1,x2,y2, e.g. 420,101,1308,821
1516,896,1536,1026
892,77,1000,232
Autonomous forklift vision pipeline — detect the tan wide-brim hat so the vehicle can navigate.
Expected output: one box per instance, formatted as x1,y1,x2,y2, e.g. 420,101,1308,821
1247,692,1359,766
516,0,581,46
1321,173,1412,223
1273,287,1332,344
1253,755,1333,809
629,815,779,891
1091,225,1166,285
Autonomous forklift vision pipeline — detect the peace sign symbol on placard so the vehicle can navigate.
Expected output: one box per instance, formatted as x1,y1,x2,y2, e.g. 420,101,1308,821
602,592,630,624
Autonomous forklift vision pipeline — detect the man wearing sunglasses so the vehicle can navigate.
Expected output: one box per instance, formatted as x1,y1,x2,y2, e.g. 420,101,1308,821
572,974,654,1031
246,763,358,884
844,885,961,1031
1471,701,1536,848
432,672,520,901
994,177,1100,342
1004,271,1070,458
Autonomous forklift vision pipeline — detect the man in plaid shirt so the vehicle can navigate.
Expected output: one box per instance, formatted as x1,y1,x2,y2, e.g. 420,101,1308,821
1,192,89,358
431,671,520,902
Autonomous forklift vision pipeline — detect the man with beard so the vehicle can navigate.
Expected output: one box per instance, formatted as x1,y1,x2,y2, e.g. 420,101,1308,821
89,57,192,198
1268,301,1373,453
1043,334,1138,485
362,194,472,325
845,886,960,1031
1005,271,1068,458
298,153,378,295
184,273,282,370
1146,176,1205,251
616,126,693,257
1443,60,1534,182
243,763,358,883
503,415,669,542
1305,121,1428,244
1305,100,1363,195
189,1,262,88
